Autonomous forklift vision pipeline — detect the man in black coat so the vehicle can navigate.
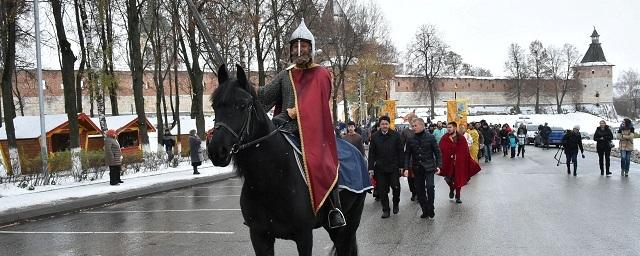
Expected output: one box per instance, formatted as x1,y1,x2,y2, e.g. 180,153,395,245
404,118,441,219
562,126,585,176
368,116,404,218
542,123,552,149
400,117,417,202
593,120,613,176
480,121,495,162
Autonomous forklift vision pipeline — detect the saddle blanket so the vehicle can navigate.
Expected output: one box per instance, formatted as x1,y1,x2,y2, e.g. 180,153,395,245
282,133,372,194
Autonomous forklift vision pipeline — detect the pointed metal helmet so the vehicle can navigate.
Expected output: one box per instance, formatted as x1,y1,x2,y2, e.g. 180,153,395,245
289,18,316,58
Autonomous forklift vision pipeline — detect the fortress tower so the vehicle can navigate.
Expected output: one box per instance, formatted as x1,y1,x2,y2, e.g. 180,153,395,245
573,28,614,107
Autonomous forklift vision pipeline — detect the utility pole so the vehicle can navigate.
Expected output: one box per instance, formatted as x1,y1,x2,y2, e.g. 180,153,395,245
34,0,48,173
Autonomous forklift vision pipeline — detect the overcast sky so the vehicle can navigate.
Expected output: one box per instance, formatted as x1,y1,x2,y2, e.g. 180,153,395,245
376,0,640,81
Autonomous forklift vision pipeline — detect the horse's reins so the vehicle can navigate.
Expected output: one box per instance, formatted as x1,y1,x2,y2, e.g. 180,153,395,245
214,103,287,159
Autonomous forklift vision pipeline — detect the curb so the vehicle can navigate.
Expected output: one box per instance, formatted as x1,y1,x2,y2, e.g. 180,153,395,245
0,171,236,226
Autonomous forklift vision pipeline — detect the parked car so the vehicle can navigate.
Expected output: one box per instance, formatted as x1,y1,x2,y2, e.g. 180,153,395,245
534,127,565,147
526,124,539,144
580,132,590,140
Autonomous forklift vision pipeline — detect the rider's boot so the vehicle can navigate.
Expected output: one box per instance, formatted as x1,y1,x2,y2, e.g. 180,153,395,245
328,189,347,229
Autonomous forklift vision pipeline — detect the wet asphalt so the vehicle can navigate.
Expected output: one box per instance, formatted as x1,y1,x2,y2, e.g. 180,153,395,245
0,146,639,256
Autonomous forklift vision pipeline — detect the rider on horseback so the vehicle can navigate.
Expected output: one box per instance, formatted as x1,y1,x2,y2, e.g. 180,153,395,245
257,19,346,228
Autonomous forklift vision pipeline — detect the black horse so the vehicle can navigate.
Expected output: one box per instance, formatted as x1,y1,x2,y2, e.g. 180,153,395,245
208,64,366,256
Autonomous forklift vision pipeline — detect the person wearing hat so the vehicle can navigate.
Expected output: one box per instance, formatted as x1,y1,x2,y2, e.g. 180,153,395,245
104,129,123,185
256,19,345,227
562,125,585,176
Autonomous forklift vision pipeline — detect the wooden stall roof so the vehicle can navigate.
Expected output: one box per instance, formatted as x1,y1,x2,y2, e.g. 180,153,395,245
91,115,157,134
169,116,215,135
0,113,101,140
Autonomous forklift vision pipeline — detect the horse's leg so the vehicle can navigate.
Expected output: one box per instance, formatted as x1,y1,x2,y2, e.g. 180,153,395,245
341,191,366,256
324,190,366,256
249,228,275,256
294,229,314,256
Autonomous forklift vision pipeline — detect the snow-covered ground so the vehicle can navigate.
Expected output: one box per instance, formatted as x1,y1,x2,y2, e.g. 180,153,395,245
0,161,234,212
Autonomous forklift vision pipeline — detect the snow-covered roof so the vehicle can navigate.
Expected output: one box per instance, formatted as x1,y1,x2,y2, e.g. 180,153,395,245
1,114,77,140
574,61,614,67
90,115,156,133
169,116,215,135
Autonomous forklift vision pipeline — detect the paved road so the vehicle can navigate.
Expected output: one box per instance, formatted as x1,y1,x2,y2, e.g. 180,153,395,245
1,146,639,255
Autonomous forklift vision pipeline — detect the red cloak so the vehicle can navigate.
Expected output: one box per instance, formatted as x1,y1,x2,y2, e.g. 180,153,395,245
438,132,481,188
290,65,339,214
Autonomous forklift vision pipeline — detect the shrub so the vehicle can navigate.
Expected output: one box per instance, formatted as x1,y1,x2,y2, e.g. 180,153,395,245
48,151,72,173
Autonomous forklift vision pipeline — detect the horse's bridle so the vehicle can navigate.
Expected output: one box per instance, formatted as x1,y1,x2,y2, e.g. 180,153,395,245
213,102,282,157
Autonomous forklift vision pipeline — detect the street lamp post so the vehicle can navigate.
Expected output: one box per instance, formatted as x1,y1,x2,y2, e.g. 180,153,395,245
34,0,48,174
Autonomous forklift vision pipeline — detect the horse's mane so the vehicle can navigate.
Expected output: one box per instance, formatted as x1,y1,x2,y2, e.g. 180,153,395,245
211,77,254,107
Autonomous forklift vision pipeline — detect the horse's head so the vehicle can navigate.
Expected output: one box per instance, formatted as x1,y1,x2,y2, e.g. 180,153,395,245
208,64,261,167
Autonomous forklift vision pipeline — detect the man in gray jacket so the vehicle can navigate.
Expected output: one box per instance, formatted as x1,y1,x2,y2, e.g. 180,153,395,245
404,118,441,219
104,129,123,185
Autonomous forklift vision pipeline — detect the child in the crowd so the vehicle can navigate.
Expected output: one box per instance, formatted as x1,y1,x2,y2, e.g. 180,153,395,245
509,132,518,158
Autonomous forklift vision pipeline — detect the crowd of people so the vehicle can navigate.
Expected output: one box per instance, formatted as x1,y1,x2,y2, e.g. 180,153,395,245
336,115,636,220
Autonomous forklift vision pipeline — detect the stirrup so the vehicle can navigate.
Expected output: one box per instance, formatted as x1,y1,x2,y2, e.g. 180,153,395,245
328,208,347,229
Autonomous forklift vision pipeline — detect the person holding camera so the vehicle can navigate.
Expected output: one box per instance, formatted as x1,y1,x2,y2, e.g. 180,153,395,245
562,125,585,176
593,120,613,176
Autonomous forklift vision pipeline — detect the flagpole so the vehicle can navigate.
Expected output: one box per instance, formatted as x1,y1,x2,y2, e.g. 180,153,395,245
34,0,48,172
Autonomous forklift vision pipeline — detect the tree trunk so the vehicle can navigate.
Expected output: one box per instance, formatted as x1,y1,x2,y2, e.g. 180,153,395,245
12,69,24,116
252,0,266,87
535,79,540,114
516,79,522,114
428,80,436,120
51,0,81,177
186,7,205,139
332,72,339,124
172,0,180,144
74,0,86,113
0,0,20,175
127,0,150,148
341,71,349,122
105,3,118,115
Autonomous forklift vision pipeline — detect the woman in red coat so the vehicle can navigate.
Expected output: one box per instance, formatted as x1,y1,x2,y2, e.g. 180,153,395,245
438,121,481,204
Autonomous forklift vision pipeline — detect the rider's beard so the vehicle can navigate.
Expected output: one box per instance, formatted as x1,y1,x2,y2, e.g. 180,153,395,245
293,54,312,67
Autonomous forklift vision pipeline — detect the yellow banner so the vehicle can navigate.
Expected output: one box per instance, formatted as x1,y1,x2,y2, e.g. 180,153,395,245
382,100,397,129
446,100,468,127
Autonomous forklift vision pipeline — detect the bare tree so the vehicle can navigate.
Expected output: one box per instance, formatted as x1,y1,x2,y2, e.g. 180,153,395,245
126,0,150,148
179,1,206,138
0,0,23,175
444,51,462,76
406,24,448,119
319,0,385,122
74,0,87,113
615,69,640,118
528,40,549,113
549,43,580,114
505,43,528,114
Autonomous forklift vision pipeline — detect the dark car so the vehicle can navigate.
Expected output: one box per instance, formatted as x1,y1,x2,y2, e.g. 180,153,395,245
534,127,565,147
